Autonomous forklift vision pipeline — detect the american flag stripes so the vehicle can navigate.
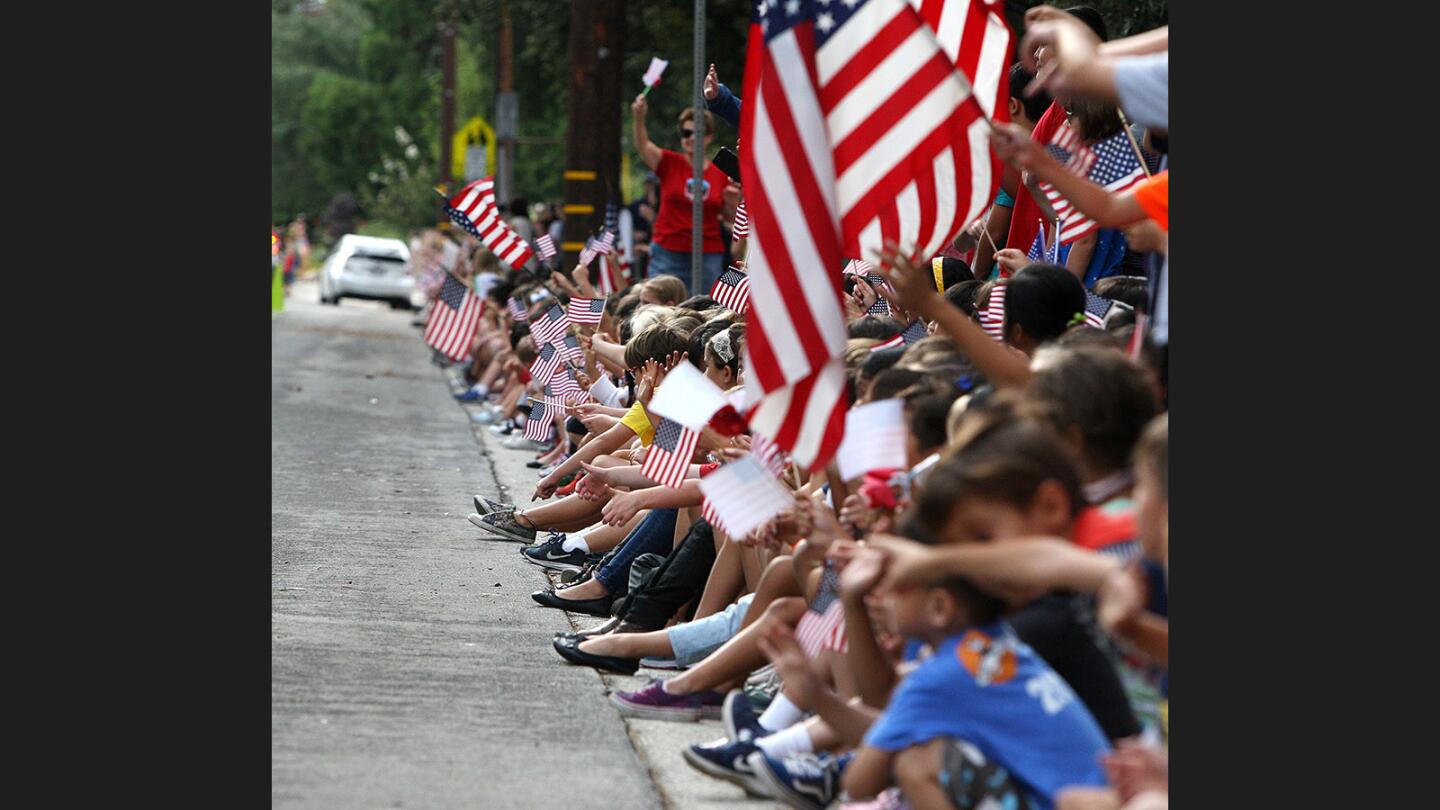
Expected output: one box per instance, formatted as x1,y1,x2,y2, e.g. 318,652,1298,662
640,417,700,490
1045,123,1097,176
423,273,482,361
751,431,789,478
821,0,1012,261
523,398,559,442
710,266,752,313
547,369,589,405
447,178,536,270
701,498,730,536
844,259,874,276
794,562,848,657
1041,129,1146,245
1026,218,1060,264
580,231,615,266
557,333,585,364
864,273,892,315
567,297,606,326
980,279,1006,341
732,200,750,239
528,341,563,385
698,454,796,539
535,234,557,261
506,296,529,322
870,333,904,352
529,303,569,346
642,56,669,87
834,398,910,481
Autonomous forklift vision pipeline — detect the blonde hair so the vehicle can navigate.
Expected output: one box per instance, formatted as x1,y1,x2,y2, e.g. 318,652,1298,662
643,275,689,306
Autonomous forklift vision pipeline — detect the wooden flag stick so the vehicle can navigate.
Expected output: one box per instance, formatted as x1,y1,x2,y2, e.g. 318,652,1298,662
1116,109,1153,179
980,218,1001,255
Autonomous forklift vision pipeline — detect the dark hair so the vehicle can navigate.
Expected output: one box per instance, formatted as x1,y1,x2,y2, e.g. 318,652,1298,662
916,420,1086,532
868,367,930,401
1066,96,1123,143
849,315,904,341
1028,346,1159,476
938,257,974,289
944,280,985,317
1009,63,1051,122
1005,263,1086,345
678,294,720,312
861,346,907,382
1062,5,1108,40
1057,324,1124,351
905,391,959,454
509,197,530,216
689,318,733,370
1092,276,1149,313
488,279,516,305
508,321,531,350
892,520,1009,624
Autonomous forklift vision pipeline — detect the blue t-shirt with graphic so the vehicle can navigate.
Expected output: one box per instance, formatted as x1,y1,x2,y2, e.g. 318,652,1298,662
864,622,1110,809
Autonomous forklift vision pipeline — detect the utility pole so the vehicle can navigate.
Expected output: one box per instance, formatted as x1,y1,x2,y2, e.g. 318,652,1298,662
690,0,705,294
439,10,457,223
496,0,517,206
562,0,625,270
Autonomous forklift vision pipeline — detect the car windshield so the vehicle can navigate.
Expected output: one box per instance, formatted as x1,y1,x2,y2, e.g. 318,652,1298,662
346,253,407,272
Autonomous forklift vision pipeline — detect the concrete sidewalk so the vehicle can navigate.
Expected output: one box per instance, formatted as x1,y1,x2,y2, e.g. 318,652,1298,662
455,377,786,810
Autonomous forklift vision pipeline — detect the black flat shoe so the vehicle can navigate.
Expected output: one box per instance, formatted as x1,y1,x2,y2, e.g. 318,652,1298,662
553,635,639,675
531,587,614,618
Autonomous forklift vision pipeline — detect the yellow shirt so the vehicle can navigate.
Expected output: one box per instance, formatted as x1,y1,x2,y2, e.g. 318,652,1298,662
620,401,654,446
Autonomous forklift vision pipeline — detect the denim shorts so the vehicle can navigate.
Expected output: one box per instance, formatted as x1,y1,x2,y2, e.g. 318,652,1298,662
648,243,723,297
667,593,755,666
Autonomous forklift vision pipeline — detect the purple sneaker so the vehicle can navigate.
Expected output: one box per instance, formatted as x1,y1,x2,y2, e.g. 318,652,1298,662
609,679,726,722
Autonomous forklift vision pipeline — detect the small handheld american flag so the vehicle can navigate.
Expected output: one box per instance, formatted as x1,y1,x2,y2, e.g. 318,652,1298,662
423,273,483,361
528,341,563,385
1042,129,1146,245
567,297,606,326
710,266,751,313
557,333,584,364
522,398,558,442
900,319,928,345
1027,219,1060,265
640,417,700,490
732,200,749,239
506,296,528,322
697,454,795,540
864,273,892,316
529,303,569,346
535,234,557,261
870,333,904,352
1083,291,1122,329
980,280,1006,342
641,56,668,91
794,561,848,658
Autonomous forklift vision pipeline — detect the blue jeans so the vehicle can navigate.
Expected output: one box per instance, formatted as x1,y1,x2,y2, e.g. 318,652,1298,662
667,593,754,665
596,508,679,592
648,243,723,296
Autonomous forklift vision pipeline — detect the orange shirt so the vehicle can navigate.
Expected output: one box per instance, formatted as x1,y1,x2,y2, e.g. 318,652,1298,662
1133,170,1168,231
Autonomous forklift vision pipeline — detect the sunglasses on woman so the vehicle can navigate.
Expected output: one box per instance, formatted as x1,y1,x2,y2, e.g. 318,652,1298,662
679,128,695,138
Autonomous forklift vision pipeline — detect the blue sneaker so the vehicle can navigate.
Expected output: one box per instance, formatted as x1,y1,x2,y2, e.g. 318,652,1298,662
454,387,485,402
746,750,847,810
722,689,765,743
682,737,768,797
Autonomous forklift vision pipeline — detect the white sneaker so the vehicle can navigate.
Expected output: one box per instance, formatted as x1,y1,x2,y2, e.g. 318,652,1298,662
471,409,497,424
503,436,541,450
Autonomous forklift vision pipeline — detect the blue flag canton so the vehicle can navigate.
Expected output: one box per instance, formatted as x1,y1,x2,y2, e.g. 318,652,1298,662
445,205,484,240
439,274,468,309
562,334,582,352
604,199,620,234
539,341,555,362
757,0,829,42
583,298,606,315
528,399,548,421
901,320,928,344
810,560,842,613
1088,131,1142,185
544,304,565,325
1084,291,1113,320
718,267,746,287
654,417,684,452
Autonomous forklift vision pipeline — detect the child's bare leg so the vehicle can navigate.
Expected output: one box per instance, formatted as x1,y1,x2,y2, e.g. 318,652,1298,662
693,533,746,621
515,495,610,533
737,555,801,632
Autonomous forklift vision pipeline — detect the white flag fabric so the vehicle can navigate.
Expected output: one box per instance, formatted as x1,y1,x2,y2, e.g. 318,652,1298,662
647,362,729,430
439,239,461,273
834,399,910,482
698,455,795,540
642,57,669,87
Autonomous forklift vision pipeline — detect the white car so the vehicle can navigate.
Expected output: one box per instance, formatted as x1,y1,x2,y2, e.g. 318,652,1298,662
319,234,420,309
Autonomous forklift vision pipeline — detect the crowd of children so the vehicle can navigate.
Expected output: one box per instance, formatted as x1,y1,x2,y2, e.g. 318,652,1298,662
404,6,1168,809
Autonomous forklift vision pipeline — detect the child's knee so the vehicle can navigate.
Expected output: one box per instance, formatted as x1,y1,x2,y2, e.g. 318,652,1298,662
893,739,943,792
763,596,807,625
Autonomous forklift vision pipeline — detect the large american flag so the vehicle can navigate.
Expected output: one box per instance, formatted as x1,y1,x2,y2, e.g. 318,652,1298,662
423,273,482,361
739,0,1009,470
567,297,606,326
1042,128,1146,245
710,266,752,313
640,416,700,490
447,178,536,271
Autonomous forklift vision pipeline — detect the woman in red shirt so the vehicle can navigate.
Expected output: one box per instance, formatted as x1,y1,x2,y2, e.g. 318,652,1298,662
630,93,732,295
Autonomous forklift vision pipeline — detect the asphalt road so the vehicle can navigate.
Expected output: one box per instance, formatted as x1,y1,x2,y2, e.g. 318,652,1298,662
271,282,661,809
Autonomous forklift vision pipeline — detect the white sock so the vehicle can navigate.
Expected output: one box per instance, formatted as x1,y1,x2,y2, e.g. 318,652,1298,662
757,692,805,732
470,383,489,397
755,723,814,759
560,534,590,553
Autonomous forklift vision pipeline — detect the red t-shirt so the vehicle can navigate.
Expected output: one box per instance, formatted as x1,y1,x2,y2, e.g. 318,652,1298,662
1004,100,1067,264
653,149,729,254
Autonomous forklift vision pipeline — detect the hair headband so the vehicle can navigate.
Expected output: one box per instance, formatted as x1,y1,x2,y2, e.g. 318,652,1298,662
709,328,736,366
931,257,946,293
